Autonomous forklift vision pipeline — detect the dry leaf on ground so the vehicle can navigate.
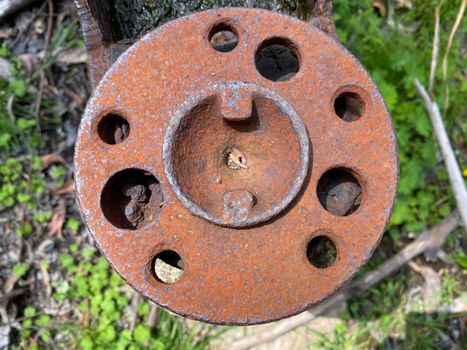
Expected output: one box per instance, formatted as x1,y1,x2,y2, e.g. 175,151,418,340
40,154,65,170
53,179,75,196
49,202,66,238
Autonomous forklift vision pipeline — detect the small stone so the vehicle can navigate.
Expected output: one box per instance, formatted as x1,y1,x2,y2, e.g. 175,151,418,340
154,258,184,283
0,57,11,80
0,325,11,348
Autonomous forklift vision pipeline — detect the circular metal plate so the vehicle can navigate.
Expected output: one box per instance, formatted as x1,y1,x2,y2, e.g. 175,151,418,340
75,8,398,325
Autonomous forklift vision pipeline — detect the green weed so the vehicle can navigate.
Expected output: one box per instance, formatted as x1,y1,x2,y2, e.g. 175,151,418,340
315,0,466,348
17,248,223,349
334,0,465,235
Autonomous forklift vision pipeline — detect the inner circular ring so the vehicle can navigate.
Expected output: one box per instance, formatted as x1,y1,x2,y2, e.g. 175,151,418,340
163,82,310,227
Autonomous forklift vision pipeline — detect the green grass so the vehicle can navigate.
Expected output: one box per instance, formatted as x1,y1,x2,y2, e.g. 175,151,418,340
16,247,223,349
22,248,222,350
335,0,466,235
312,1,467,347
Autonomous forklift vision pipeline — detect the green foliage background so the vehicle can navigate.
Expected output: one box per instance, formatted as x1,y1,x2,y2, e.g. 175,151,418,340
333,0,465,235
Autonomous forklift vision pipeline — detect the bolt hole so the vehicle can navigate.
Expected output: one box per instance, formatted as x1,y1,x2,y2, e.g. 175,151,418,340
153,250,184,284
317,168,362,216
334,92,365,122
209,22,239,53
100,169,163,230
255,37,300,82
307,235,337,268
97,113,130,144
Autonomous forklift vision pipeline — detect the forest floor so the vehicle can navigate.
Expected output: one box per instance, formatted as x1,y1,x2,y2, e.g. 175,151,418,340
0,1,466,349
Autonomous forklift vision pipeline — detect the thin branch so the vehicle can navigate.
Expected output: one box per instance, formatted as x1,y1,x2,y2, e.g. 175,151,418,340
428,0,444,95
33,0,54,124
441,0,466,82
146,302,158,328
230,212,459,350
442,0,466,111
387,0,395,28
415,80,467,231
129,292,141,331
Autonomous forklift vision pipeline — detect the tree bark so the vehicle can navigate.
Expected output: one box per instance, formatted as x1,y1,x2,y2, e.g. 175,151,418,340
106,0,305,40
77,0,335,87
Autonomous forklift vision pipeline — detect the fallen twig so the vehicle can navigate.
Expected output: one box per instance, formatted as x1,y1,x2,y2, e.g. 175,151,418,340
39,262,52,299
415,80,467,231
442,0,466,84
129,292,141,331
428,0,444,94
6,95,15,123
33,0,54,124
230,212,459,350
146,302,158,328
442,0,466,112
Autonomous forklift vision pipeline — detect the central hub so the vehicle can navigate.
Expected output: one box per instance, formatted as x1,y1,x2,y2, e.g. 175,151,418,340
163,82,309,227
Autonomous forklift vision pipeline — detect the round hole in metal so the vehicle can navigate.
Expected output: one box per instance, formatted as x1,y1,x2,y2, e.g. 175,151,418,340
334,92,365,122
100,169,163,230
307,235,337,268
255,37,300,82
209,22,239,53
317,168,362,216
97,113,130,144
153,250,184,283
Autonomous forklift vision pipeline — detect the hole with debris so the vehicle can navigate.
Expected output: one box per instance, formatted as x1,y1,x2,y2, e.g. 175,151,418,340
153,250,184,283
307,235,337,268
100,169,163,230
255,37,300,82
209,22,239,53
97,113,130,144
334,92,365,122
317,168,362,216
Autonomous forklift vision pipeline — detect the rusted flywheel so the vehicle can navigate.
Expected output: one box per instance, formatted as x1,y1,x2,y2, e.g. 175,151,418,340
75,8,398,325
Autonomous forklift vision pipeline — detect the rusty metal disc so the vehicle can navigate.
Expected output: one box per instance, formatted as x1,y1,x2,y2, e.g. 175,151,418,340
75,8,398,325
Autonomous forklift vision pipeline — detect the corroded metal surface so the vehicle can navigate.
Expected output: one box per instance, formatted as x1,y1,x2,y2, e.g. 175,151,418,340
74,0,337,88
162,82,310,228
75,8,398,325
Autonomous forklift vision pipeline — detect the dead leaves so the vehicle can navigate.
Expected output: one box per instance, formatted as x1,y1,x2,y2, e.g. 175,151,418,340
40,154,65,170
56,46,88,65
39,154,75,196
373,1,387,17
373,0,413,17
409,261,441,305
49,202,66,238
395,0,413,9
409,261,467,315
52,179,75,196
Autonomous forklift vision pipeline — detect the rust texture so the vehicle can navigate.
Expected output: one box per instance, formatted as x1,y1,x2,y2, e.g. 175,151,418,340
74,8,398,325
74,0,336,88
